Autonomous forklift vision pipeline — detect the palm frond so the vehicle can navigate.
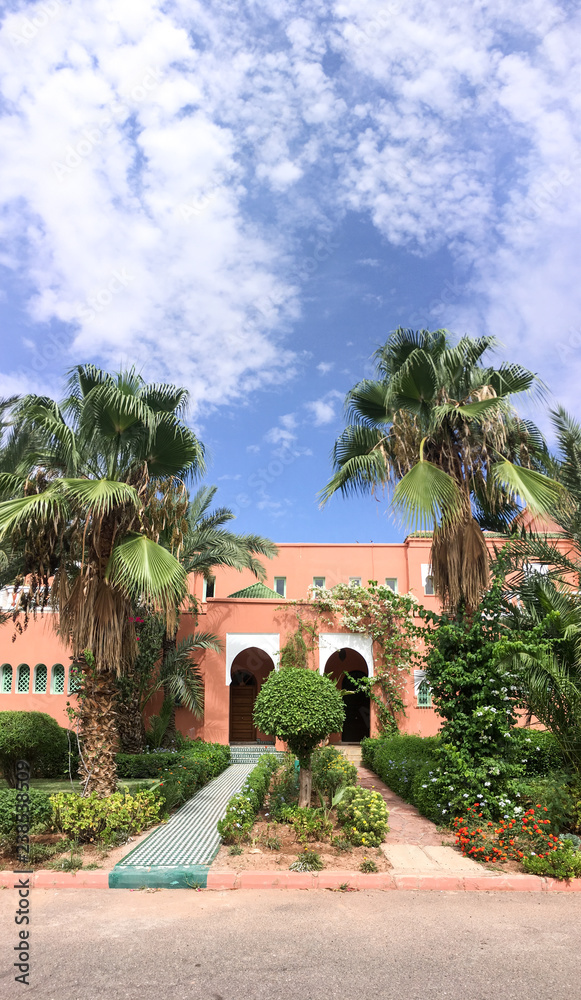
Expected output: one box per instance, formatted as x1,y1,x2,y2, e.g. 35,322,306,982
57,478,140,515
391,459,463,532
0,489,68,538
491,460,565,514
106,533,188,608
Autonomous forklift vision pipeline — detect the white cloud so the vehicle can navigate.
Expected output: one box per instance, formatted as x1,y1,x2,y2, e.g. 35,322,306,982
316,361,334,374
305,389,344,426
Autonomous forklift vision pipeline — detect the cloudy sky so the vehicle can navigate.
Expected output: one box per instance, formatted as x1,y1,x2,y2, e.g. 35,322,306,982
0,0,579,543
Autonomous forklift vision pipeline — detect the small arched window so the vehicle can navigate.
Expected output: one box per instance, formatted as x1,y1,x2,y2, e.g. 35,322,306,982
51,664,65,694
1,664,12,693
417,678,432,708
68,664,82,694
34,664,48,693
16,664,30,694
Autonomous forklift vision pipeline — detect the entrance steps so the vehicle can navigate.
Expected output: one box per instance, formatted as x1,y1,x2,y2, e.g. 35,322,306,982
229,743,286,764
337,744,362,766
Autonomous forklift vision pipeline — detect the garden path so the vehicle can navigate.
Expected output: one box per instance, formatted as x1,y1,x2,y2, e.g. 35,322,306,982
357,765,455,846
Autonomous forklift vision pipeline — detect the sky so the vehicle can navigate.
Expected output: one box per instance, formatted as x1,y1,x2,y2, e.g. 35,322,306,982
0,0,579,543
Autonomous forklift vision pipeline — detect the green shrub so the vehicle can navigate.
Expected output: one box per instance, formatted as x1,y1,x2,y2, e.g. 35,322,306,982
0,712,69,786
360,858,379,873
509,729,567,777
116,741,230,781
288,806,333,842
515,774,574,833
311,746,358,800
361,736,385,772
372,734,439,800
253,670,345,766
0,788,53,835
336,787,389,847
268,754,299,818
116,752,177,779
217,754,280,844
50,790,163,843
522,841,581,881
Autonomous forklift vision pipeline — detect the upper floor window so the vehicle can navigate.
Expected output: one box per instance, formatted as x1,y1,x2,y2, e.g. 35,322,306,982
203,577,216,600
349,577,362,587
421,564,434,596
51,664,65,694
385,578,398,593
313,576,326,589
16,664,30,694
274,577,286,597
1,663,12,693
34,664,48,694
524,562,549,576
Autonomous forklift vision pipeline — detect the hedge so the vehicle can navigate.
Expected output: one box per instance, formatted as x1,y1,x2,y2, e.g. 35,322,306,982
0,788,53,837
217,754,280,843
0,711,73,785
116,740,231,781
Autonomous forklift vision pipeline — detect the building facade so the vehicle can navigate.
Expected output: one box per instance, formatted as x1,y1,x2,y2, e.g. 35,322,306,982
0,530,569,746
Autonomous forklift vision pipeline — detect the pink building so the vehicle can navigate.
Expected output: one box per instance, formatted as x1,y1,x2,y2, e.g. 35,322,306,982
0,528,571,747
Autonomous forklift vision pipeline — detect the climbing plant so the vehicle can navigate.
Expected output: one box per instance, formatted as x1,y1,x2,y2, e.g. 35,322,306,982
282,581,422,733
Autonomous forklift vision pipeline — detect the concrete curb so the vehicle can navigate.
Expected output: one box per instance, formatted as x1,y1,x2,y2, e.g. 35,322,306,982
2,868,581,891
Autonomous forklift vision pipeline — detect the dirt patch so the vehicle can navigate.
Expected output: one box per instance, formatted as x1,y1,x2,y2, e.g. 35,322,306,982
0,820,168,872
213,813,392,873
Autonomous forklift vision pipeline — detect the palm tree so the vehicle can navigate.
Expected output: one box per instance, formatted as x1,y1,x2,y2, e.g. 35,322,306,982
0,365,204,795
500,581,581,774
321,328,562,613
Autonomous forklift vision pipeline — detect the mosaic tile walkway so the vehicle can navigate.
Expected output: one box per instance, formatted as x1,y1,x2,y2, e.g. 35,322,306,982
109,763,255,888
109,746,285,889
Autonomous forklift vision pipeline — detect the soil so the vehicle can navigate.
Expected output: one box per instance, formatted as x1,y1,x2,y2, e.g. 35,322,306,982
0,821,167,872
213,812,392,873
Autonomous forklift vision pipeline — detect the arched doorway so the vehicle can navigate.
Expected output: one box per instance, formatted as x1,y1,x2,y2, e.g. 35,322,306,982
325,649,370,743
229,647,275,743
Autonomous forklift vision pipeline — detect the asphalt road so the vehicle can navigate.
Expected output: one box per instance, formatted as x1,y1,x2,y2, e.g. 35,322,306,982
0,888,579,1000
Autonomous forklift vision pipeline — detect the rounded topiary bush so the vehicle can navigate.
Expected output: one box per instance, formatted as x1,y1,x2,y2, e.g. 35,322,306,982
0,711,69,786
253,668,345,807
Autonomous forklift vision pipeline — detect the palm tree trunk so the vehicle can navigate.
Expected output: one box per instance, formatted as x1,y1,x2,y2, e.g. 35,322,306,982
78,668,119,796
116,692,145,754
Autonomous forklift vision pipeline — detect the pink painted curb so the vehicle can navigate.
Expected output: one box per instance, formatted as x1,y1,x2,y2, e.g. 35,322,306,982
2,869,581,891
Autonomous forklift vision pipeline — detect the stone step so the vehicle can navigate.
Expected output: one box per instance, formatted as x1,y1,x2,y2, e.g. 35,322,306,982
229,744,286,763
338,745,362,765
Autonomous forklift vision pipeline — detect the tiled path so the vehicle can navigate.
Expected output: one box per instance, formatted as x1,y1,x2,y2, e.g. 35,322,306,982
109,762,256,888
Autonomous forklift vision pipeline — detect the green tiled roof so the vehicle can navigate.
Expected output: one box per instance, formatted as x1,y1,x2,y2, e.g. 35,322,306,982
227,582,282,599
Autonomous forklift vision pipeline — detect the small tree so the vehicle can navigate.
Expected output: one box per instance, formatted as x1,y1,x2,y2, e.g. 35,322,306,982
0,711,68,787
253,669,345,807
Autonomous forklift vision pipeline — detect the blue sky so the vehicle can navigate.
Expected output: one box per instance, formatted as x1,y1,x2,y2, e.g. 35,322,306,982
0,0,579,543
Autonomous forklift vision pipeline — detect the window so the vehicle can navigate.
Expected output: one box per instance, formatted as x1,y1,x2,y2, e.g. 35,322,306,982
421,564,434,595
51,664,65,694
203,577,215,599
16,664,30,694
1,664,12,693
349,577,362,587
385,578,398,593
414,669,432,708
524,562,550,576
417,679,432,708
313,577,326,589
34,664,47,693
274,577,286,597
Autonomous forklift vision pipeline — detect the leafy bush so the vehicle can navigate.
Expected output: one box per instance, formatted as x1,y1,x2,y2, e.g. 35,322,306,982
217,754,280,844
336,787,389,847
288,806,333,843
0,712,69,786
116,751,177,778
522,841,581,881
50,790,163,843
0,788,53,835
509,729,566,777
268,755,299,818
360,858,379,873
253,668,345,768
515,774,574,833
372,734,439,799
311,746,358,800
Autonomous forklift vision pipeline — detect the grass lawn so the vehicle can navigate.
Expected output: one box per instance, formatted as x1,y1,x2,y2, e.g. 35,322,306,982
0,777,158,794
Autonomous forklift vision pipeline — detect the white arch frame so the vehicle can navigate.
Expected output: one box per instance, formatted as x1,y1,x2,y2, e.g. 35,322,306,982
225,633,280,685
318,633,374,677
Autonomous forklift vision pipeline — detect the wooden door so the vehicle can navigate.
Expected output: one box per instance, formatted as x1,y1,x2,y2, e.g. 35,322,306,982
229,685,256,742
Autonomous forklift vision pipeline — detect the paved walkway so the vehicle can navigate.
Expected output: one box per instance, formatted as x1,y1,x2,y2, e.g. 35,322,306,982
109,762,256,888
